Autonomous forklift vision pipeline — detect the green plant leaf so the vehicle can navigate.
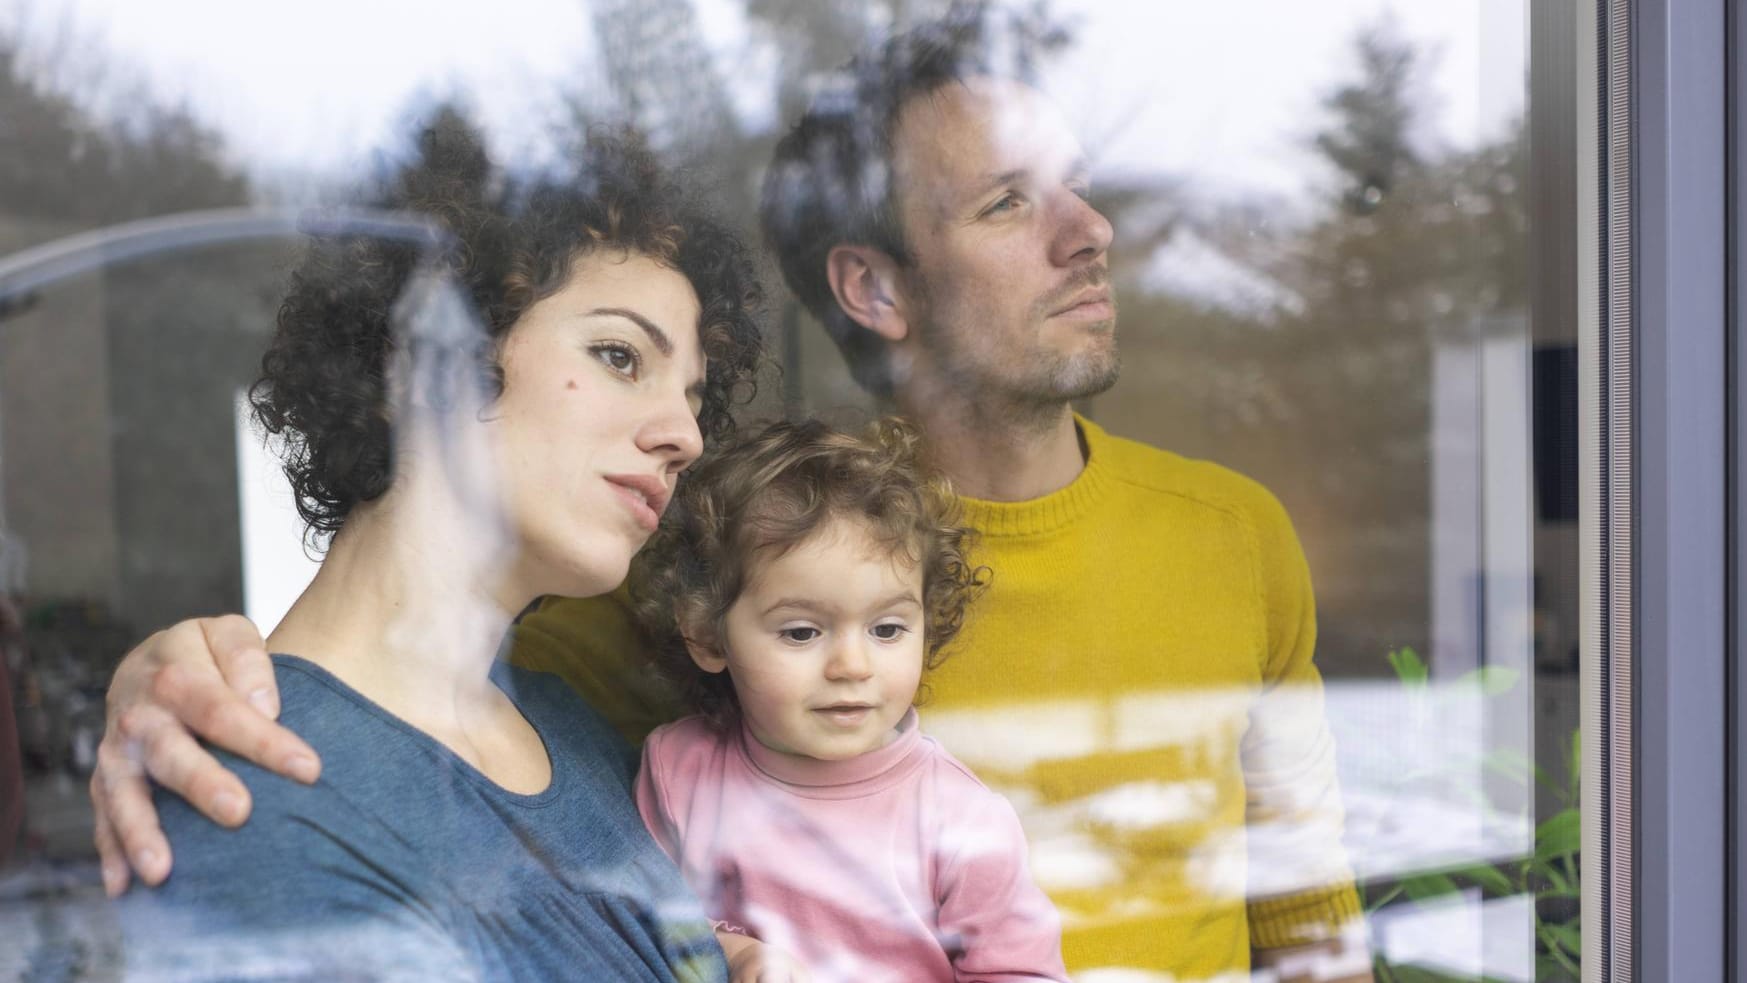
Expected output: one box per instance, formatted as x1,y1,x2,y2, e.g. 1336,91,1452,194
1535,863,1571,895
1365,883,1406,912
1401,872,1461,902
1543,920,1582,955
1388,646,1428,686
1536,809,1581,860
1532,762,1564,799
1461,665,1521,696
1537,953,1572,981
1449,862,1515,896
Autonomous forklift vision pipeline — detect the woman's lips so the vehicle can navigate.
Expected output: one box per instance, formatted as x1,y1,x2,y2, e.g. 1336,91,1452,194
605,478,662,532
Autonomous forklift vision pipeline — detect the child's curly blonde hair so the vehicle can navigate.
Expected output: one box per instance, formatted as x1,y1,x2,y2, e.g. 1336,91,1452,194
631,417,988,728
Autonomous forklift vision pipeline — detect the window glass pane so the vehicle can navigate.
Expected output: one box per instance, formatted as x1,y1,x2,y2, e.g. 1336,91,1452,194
1,2,1582,981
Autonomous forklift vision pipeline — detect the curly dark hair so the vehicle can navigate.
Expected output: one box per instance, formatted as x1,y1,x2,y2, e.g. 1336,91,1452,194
759,1,1059,397
251,122,765,542
632,417,989,729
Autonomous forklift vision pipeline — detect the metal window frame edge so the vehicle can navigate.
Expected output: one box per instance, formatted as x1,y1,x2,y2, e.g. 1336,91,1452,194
1585,0,1733,980
1731,0,1747,975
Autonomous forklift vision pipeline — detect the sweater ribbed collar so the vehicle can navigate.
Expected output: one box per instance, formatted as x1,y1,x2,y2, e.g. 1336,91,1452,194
738,707,924,797
953,413,1114,538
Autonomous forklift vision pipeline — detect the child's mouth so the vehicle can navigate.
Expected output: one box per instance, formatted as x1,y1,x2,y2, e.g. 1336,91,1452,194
813,704,875,726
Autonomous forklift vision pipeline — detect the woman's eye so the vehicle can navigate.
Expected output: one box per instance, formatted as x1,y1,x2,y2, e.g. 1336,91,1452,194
984,192,1021,216
779,627,821,644
590,342,642,378
871,622,910,641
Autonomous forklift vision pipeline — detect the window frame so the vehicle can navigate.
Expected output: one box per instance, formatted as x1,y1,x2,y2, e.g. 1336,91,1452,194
1586,0,1735,978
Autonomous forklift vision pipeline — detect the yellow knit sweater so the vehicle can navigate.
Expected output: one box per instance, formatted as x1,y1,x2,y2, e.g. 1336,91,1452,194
511,416,1361,977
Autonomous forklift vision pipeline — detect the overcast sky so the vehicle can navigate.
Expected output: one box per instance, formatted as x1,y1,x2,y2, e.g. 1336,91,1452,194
24,0,1523,202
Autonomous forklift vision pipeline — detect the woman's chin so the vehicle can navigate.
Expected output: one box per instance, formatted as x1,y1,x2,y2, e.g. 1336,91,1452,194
518,550,632,602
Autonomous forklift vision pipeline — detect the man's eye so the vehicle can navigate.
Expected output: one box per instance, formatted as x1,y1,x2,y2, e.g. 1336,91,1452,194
779,627,821,644
871,623,910,641
985,192,1021,216
590,342,642,378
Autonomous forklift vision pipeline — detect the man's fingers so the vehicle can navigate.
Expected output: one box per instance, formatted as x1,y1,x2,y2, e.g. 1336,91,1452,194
95,727,171,886
149,662,320,784
200,615,277,717
108,780,171,887
132,705,254,827
90,775,130,898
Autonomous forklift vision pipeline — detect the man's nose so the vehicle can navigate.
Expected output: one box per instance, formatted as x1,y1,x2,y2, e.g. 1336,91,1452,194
1050,190,1115,267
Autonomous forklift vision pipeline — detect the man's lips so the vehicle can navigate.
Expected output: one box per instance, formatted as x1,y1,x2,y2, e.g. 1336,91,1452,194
1050,287,1114,319
604,474,670,532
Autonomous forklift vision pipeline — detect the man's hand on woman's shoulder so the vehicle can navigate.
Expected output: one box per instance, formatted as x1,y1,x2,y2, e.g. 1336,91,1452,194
91,613,321,896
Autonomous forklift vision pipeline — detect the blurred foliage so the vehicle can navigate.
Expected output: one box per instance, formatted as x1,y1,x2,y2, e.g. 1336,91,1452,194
1100,21,1530,672
0,17,270,781
0,31,247,237
1363,648,1582,983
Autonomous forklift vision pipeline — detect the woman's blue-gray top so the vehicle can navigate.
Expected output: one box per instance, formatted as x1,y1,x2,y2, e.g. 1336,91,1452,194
118,654,726,982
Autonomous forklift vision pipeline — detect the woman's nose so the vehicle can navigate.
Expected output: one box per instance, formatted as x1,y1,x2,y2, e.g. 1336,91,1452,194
637,394,704,474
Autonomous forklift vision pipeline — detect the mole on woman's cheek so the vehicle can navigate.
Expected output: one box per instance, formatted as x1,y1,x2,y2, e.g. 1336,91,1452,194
565,379,578,390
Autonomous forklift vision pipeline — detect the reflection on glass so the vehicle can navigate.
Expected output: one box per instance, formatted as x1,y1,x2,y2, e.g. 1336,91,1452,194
0,1,1577,981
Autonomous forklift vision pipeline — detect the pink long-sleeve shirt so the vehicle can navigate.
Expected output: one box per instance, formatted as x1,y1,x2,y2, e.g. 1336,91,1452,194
635,709,1068,983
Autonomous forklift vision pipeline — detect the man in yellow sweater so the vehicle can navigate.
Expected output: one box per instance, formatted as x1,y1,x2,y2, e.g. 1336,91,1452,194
92,10,1368,981
745,13,1364,977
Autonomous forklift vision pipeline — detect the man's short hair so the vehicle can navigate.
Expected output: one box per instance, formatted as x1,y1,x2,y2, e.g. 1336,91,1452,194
758,2,1058,397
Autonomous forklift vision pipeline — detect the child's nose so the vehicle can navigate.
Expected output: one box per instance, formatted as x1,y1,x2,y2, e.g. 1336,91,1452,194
825,639,874,681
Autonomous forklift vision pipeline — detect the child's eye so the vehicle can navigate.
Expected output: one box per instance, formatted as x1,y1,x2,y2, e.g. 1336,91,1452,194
778,627,821,644
870,622,910,641
589,342,642,379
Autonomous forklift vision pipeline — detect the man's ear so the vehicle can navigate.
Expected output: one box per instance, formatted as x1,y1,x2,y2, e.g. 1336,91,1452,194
826,244,910,344
682,633,729,674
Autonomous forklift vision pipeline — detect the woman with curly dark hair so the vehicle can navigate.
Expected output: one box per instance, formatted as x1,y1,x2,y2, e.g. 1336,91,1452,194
116,131,763,982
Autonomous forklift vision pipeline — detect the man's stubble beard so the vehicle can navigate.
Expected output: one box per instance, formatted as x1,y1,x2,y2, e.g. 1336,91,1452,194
905,277,1122,428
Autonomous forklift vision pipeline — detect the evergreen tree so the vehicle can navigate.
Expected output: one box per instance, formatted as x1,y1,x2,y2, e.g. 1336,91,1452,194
1313,21,1423,215
0,31,247,234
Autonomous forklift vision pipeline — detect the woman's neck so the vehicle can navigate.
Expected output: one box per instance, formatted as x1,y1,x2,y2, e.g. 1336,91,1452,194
267,477,524,726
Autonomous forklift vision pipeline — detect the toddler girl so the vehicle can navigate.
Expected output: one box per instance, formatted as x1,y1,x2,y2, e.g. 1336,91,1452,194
632,418,1067,983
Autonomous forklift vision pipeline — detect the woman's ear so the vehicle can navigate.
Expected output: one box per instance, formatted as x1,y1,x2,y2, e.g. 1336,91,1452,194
825,244,910,344
682,634,729,674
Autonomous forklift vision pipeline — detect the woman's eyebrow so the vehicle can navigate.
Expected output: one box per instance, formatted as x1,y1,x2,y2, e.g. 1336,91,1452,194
586,307,672,356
